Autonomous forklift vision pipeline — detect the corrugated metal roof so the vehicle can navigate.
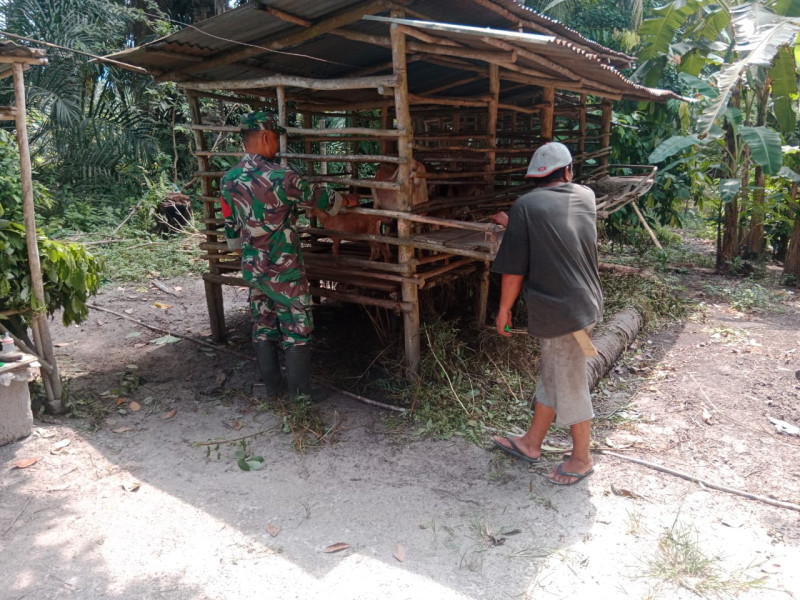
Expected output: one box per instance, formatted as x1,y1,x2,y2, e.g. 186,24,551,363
106,0,683,104
0,41,47,79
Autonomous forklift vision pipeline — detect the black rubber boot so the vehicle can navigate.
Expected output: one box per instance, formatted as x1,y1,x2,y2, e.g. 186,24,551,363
284,344,312,402
254,341,284,399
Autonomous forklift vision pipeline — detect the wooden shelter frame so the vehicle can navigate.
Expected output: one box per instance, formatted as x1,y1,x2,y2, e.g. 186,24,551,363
109,3,681,375
0,43,63,411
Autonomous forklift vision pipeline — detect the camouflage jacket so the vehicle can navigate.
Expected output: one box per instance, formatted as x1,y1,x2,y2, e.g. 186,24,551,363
221,154,342,283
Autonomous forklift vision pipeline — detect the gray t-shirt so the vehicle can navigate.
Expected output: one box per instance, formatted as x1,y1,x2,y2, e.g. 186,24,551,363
491,182,603,338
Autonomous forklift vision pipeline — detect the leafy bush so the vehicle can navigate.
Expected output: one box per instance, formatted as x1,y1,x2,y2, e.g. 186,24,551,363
0,220,102,326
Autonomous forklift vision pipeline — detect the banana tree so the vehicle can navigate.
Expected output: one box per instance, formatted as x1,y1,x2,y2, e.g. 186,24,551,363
636,0,800,269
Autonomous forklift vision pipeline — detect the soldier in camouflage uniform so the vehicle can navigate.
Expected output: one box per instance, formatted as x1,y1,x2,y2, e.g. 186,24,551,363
221,111,342,401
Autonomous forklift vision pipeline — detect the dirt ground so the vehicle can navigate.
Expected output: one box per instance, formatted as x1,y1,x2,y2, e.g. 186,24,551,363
1,265,799,600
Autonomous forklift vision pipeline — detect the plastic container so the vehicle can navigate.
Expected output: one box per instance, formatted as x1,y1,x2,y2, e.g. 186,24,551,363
1,334,16,354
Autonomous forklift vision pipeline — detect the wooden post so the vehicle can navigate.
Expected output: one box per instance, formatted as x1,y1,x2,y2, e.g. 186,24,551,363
390,10,421,377
319,116,328,175
475,260,491,325
600,99,612,168
380,103,391,155
188,91,226,341
13,62,62,411
276,85,288,167
541,87,555,142
487,63,499,191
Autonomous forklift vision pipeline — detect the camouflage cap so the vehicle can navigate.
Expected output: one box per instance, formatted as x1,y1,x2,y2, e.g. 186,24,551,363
240,111,286,134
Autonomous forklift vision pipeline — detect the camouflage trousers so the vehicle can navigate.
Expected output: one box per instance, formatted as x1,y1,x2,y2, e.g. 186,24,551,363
249,280,313,347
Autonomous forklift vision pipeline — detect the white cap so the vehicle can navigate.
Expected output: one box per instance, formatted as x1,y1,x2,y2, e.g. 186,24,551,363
525,142,573,178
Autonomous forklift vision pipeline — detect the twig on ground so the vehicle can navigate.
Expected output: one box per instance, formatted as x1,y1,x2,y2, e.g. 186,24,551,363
192,426,278,447
3,498,32,535
111,199,144,236
323,384,406,413
151,279,179,296
599,449,800,513
87,303,255,362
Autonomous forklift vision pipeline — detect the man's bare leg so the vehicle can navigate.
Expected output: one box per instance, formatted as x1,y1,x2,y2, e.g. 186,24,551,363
547,418,593,484
492,402,555,460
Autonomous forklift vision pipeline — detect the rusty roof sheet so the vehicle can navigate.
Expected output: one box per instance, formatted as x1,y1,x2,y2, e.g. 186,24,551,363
0,40,47,79
106,0,683,104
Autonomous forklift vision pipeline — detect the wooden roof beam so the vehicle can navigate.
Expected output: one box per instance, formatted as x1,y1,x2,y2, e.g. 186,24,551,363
179,73,397,92
158,0,392,82
256,4,312,28
331,29,516,63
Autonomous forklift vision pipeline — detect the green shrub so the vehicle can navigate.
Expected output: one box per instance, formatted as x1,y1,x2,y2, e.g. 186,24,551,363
0,219,102,326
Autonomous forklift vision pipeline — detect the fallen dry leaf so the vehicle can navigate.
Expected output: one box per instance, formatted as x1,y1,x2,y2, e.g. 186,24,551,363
611,484,645,500
224,419,245,431
174,286,183,292
153,302,172,310
112,427,133,433
163,409,177,420
124,309,133,315
393,544,406,562
51,439,71,454
266,522,280,537
53,342,70,348
122,482,140,492
105,418,117,426
129,401,141,412
133,343,146,349
115,397,126,407
9,457,38,469
324,542,350,553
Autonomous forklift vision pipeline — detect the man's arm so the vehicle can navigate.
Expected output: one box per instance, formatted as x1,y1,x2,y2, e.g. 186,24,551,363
495,274,524,337
283,169,343,216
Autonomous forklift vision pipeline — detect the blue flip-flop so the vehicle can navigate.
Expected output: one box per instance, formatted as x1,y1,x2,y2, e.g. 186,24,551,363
546,463,594,485
491,436,540,464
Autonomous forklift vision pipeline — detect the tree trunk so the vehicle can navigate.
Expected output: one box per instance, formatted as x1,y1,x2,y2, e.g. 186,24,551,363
719,86,744,272
784,185,800,285
745,165,765,259
746,78,771,259
587,308,643,390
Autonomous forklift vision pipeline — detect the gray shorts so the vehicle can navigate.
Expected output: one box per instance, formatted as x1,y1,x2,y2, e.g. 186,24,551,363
534,327,594,427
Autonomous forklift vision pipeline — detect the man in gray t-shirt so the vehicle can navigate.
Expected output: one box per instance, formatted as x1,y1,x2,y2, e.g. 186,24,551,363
490,142,603,485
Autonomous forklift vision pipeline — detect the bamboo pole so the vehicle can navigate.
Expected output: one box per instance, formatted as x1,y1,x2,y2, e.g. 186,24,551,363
188,92,226,342
541,87,555,142
178,73,397,91
276,85,288,167
391,10,419,375
13,62,62,411
187,123,401,137
600,100,612,168
487,63,499,190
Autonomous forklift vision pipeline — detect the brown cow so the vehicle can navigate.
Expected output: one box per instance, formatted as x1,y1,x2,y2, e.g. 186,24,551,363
307,205,390,262
371,161,429,216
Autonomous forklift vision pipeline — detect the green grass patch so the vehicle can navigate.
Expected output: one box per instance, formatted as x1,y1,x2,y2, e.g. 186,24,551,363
324,269,687,443
85,230,204,283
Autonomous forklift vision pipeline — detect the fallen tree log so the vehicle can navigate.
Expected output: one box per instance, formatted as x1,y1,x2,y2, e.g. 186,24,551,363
587,308,642,389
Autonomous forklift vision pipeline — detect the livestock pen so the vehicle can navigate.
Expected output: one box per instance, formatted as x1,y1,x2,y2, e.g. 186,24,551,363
108,0,683,373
